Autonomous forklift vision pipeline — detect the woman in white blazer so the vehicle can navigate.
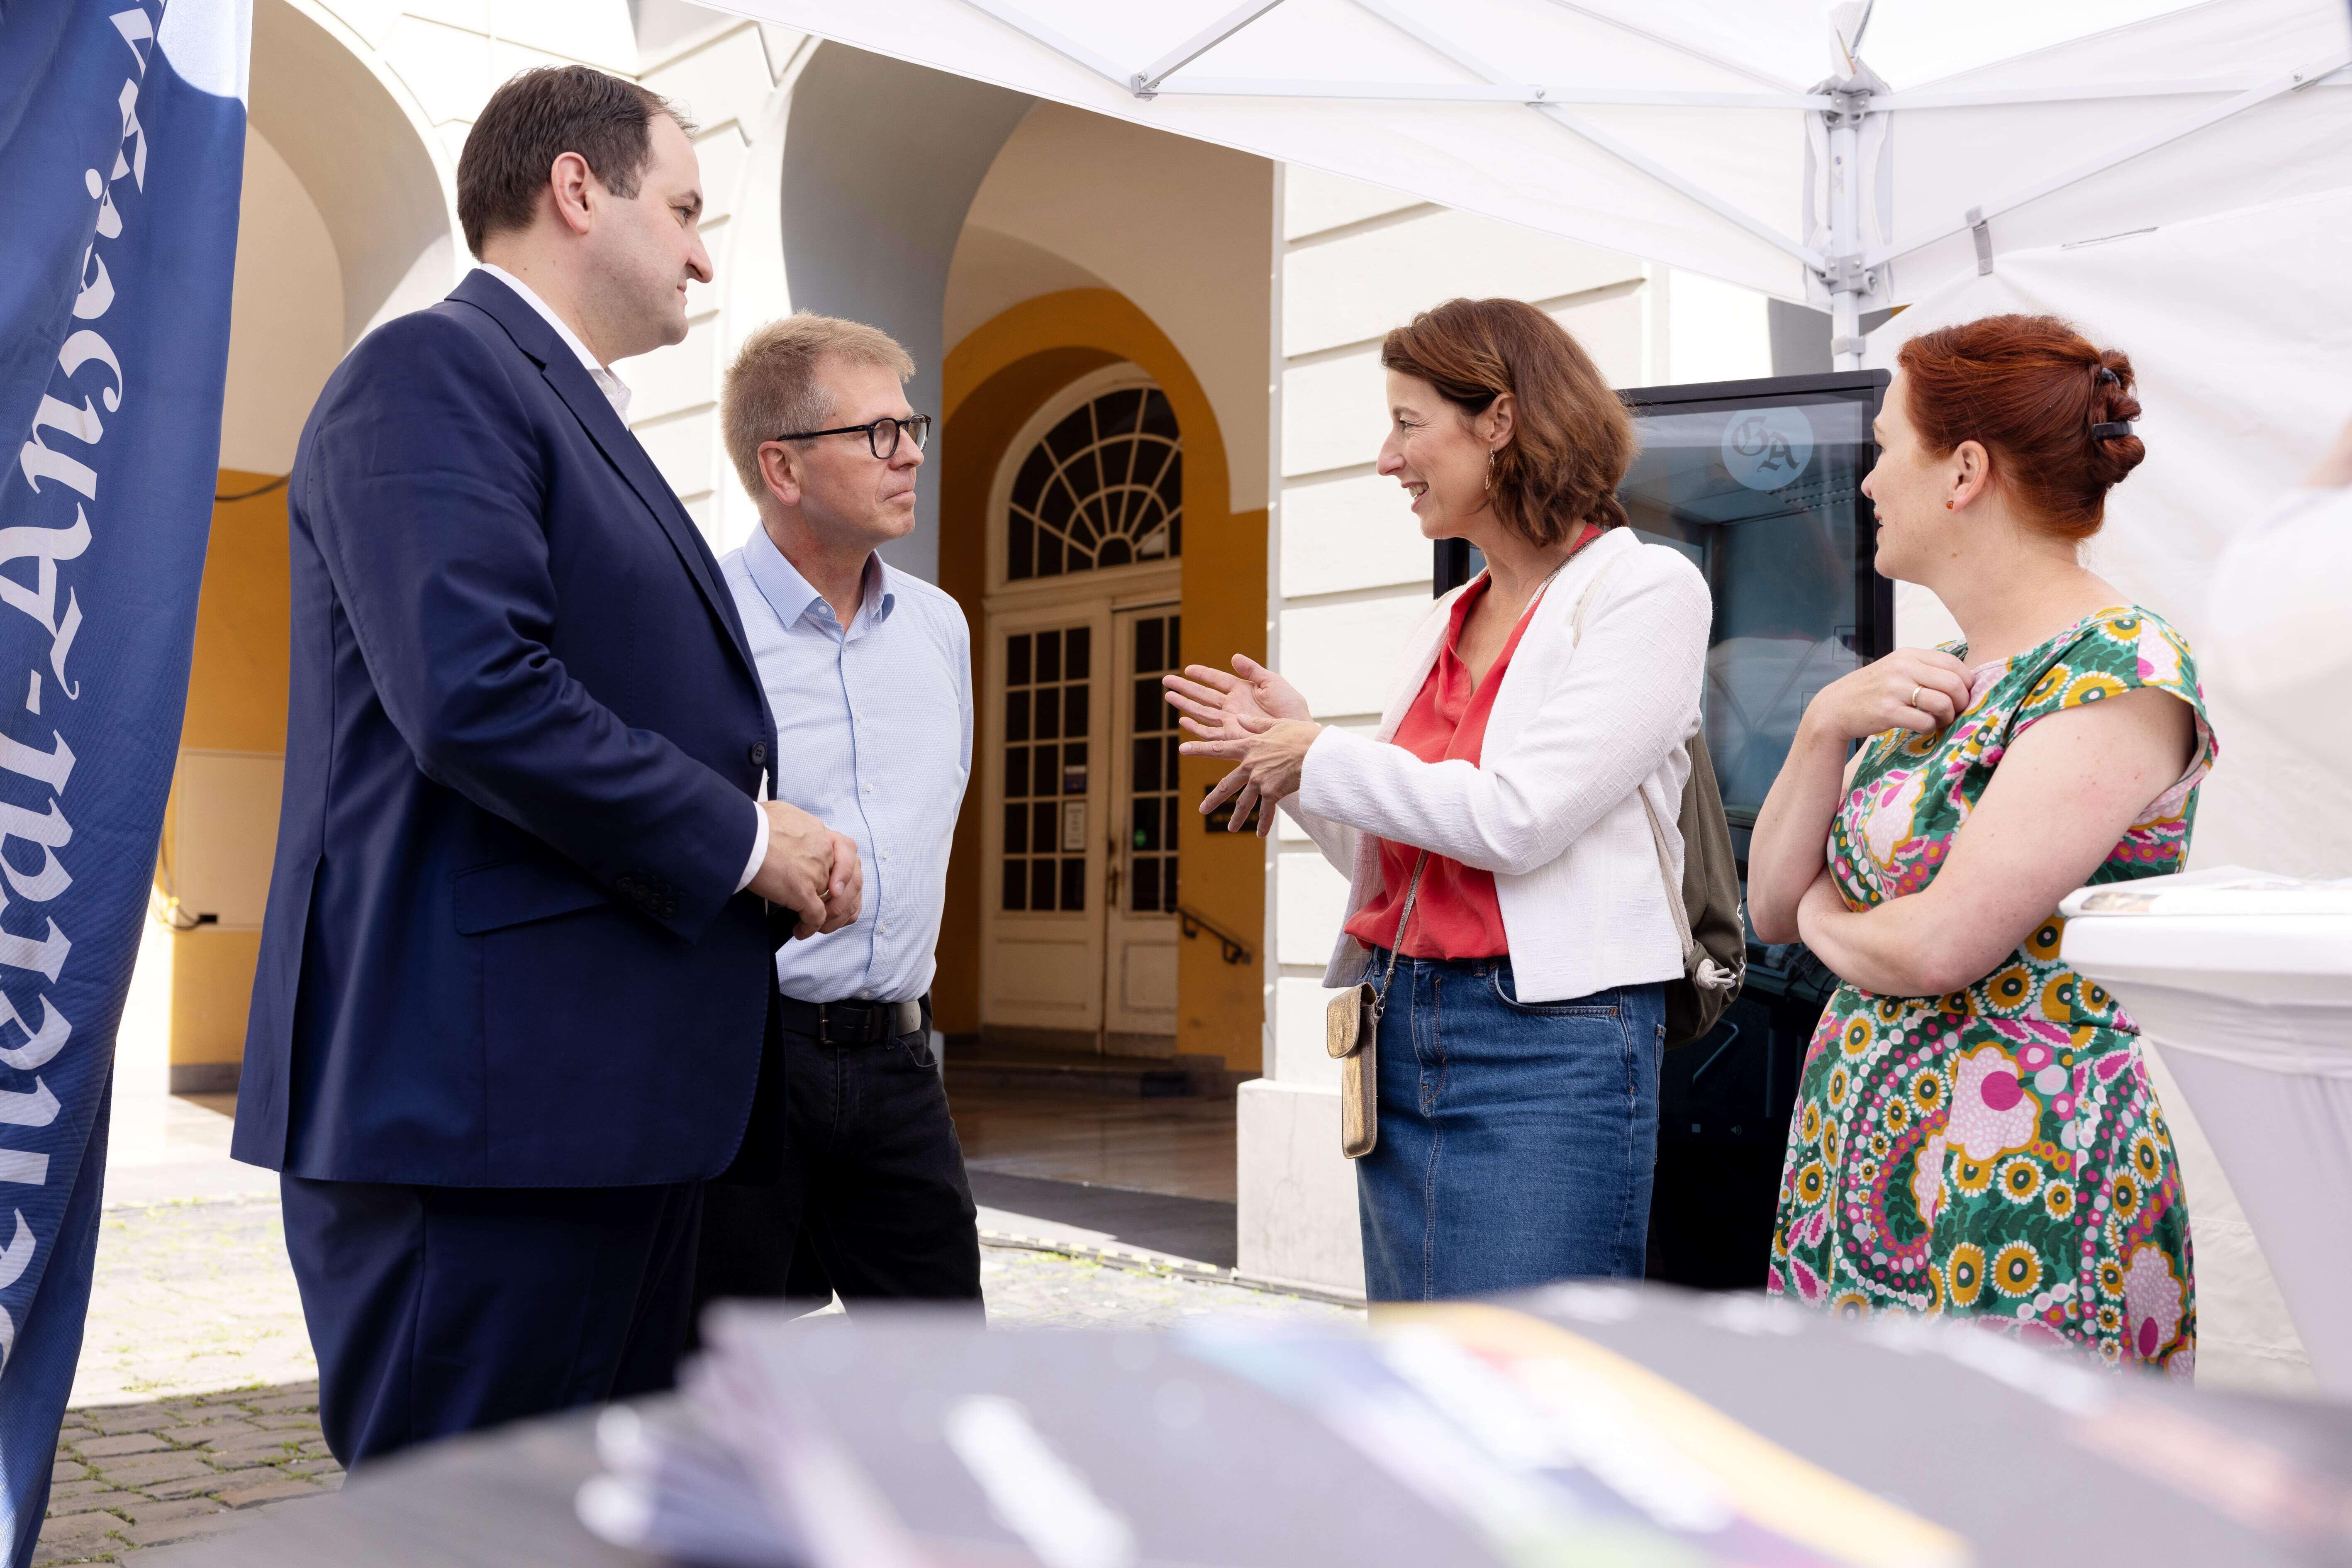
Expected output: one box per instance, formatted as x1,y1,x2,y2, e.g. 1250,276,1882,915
1168,299,1710,1301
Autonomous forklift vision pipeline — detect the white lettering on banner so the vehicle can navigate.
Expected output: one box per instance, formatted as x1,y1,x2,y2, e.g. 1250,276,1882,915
17,413,98,502
0,12,158,1375
109,10,154,59
0,509,88,697
0,994,70,1072
0,927,70,988
0,730,73,793
0,1211,29,1368
0,1214,32,1288
59,333,123,414
19,264,125,500
73,251,113,322
0,1081,59,1129
0,1153,50,1188
113,81,147,191
0,800,72,904
27,396,100,451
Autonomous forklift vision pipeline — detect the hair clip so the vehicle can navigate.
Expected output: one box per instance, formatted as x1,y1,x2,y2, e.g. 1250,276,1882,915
2095,366,2120,386
2089,421,2134,440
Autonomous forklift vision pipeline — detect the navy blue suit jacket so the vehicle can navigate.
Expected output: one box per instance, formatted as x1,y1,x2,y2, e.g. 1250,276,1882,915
233,271,778,1188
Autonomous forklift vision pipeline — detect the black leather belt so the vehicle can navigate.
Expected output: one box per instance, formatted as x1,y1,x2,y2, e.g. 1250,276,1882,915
780,993,927,1045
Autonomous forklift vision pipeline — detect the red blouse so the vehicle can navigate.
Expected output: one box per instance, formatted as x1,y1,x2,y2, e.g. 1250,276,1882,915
1341,572,1542,961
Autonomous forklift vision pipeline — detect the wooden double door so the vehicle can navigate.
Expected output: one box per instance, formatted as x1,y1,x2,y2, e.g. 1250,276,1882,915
981,592,1184,1055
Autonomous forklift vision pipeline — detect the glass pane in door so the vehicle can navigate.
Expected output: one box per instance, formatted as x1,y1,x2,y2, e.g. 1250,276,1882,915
1001,627,1089,912
1126,612,1180,914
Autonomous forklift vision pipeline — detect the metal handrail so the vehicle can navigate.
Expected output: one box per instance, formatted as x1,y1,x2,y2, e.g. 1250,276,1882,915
1172,903,1255,966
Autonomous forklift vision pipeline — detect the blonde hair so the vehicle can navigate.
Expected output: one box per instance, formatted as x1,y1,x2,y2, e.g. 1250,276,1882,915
722,313,916,497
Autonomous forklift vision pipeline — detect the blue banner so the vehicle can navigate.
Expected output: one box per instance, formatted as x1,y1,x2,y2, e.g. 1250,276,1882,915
0,0,246,1556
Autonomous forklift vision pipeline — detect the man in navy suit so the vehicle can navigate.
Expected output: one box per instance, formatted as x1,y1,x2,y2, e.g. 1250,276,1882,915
232,66,857,1466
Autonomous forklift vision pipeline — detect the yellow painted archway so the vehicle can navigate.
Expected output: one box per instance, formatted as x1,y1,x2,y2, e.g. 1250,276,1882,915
933,289,1266,1074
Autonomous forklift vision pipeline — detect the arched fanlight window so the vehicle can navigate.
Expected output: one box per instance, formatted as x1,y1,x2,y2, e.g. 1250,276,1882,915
1006,386,1181,581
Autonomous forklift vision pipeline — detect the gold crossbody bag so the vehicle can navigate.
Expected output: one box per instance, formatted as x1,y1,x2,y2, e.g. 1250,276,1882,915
1323,852,1427,1160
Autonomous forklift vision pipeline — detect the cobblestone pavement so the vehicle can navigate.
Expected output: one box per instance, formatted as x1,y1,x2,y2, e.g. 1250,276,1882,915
981,1242,1355,1327
71,1201,316,1408
39,1383,338,1566
41,1194,1354,1564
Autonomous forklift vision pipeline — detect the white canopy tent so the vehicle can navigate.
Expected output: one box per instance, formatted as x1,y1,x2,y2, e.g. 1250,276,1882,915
710,0,2352,367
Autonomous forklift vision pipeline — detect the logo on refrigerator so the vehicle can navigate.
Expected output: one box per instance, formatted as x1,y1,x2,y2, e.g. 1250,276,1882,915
1721,407,1815,492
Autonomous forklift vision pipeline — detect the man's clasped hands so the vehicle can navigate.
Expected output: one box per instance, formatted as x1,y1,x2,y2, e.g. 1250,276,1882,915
751,801,861,939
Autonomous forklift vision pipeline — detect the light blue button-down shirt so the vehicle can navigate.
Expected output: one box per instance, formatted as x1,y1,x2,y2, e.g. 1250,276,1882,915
721,525,972,1004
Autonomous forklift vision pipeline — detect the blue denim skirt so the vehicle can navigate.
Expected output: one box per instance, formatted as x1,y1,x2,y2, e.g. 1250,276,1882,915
1355,952,1665,1302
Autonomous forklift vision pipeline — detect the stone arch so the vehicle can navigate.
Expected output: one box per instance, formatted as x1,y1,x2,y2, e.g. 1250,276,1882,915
931,290,1264,1072
778,43,1032,582
249,0,456,348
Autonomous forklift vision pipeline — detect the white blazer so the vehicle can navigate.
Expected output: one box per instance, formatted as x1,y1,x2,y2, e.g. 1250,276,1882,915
1287,527,1711,1005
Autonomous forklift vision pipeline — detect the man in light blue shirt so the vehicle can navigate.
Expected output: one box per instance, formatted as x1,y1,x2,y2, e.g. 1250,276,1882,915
691,314,982,1317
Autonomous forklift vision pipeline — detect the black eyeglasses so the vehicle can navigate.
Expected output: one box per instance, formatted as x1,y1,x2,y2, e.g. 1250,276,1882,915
774,414,931,460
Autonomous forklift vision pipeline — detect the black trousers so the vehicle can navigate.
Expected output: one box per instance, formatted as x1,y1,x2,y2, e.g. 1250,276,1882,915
280,1175,702,1468
692,1013,982,1332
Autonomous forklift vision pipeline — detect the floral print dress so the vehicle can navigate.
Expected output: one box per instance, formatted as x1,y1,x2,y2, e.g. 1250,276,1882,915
1767,607,2216,1375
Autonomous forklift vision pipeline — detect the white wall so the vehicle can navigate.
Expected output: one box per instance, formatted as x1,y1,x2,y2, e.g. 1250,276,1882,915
943,225,1111,351
218,129,344,474
627,17,812,546
768,47,1036,581
1663,268,1775,387
251,1,462,347
957,102,1275,514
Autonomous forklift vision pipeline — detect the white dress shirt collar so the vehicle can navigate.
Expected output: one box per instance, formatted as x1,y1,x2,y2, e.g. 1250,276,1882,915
474,263,632,420
740,520,892,640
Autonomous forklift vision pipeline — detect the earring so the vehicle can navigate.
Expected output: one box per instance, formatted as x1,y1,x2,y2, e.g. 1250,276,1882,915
1945,500,1955,510
1485,447,1498,493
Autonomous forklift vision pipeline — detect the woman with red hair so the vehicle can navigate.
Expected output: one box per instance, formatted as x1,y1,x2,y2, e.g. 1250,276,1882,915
1748,314,2212,1374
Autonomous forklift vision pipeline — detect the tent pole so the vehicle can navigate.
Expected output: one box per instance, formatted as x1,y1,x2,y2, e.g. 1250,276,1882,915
1826,82,1866,372
1830,289,1862,373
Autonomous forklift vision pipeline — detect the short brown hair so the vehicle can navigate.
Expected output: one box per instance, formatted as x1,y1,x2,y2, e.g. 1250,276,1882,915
1896,313,2146,541
722,315,918,498
1380,298,1635,547
456,66,695,258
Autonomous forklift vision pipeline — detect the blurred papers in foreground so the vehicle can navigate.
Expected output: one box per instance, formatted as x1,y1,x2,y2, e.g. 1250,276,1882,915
581,1283,2352,1567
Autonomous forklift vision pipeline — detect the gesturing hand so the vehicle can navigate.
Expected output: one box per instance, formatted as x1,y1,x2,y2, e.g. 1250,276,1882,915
1162,655,1311,740
1165,656,1318,836
1182,714,1321,837
1805,647,1977,745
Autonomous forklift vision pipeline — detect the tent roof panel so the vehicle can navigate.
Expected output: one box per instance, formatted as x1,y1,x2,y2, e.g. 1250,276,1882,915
717,0,2352,308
